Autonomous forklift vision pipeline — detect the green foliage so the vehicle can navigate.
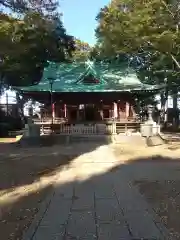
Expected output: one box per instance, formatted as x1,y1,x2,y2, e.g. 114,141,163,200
0,0,58,14
96,0,180,57
95,0,180,125
95,0,180,89
72,39,92,62
0,12,75,87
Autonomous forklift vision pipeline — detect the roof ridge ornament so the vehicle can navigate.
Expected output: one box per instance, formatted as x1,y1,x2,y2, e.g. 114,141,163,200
85,59,94,69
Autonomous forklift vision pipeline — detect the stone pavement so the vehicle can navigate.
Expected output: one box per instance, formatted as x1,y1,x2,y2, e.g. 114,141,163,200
24,144,168,240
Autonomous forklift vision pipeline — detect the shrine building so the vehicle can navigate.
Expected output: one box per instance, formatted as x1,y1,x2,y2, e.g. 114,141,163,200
17,60,163,134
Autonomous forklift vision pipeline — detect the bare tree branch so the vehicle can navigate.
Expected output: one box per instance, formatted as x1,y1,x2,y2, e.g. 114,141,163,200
170,54,180,69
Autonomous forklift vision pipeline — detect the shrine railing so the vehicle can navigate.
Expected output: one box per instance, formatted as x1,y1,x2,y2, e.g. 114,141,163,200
40,123,116,135
59,125,97,135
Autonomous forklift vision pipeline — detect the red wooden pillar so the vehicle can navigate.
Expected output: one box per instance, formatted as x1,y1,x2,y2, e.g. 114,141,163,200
64,104,67,118
52,103,55,120
77,105,80,121
100,109,103,120
100,101,103,120
117,101,120,120
126,101,130,119
113,102,118,119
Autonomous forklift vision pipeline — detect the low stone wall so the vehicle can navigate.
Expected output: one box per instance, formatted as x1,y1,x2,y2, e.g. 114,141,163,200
17,134,113,147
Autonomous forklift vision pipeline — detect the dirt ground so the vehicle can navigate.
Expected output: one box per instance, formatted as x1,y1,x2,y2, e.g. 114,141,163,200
0,144,77,240
135,180,180,239
113,140,180,239
1,136,180,240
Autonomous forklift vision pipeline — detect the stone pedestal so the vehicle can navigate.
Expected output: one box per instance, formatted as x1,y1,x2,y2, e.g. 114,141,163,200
140,121,160,137
140,123,153,137
24,119,40,137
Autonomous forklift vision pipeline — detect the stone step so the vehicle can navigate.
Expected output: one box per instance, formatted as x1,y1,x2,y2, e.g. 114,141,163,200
15,134,113,147
114,134,146,146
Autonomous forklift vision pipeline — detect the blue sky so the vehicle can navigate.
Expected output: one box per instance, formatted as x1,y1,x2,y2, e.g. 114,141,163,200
59,0,110,46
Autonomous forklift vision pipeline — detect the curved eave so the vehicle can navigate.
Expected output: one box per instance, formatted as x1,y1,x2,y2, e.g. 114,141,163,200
16,86,164,94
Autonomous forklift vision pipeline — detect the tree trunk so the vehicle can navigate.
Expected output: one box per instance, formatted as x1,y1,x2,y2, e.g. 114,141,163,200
160,89,168,126
172,89,179,129
0,73,4,96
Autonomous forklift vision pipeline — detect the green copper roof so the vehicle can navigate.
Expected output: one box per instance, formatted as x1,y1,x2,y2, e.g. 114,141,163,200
16,60,164,93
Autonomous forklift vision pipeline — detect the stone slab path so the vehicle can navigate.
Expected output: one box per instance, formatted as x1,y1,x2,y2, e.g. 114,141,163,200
24,144,168,240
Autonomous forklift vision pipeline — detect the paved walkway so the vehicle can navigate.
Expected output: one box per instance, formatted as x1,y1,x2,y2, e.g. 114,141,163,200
24,144,167,240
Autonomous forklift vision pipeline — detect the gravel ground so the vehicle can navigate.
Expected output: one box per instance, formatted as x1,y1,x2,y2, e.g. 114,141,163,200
135,180,180,239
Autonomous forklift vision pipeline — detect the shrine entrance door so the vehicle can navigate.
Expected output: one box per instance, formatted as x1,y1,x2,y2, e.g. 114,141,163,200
85,104,96,121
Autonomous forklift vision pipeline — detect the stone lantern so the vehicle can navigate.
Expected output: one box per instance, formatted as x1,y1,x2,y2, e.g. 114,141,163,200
140,105,160,137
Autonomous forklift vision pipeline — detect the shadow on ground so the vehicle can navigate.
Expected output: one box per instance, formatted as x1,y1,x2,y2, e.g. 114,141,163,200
0,135,112,192
23,152,180,240
0,135,112,240
1,140,180,239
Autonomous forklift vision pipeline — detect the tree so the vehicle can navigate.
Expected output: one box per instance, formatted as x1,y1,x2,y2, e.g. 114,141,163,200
72,39,92,62
0,0,58,14
96,0,180,66
96,0,180,125
0,11,75,124
0,12,75,87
